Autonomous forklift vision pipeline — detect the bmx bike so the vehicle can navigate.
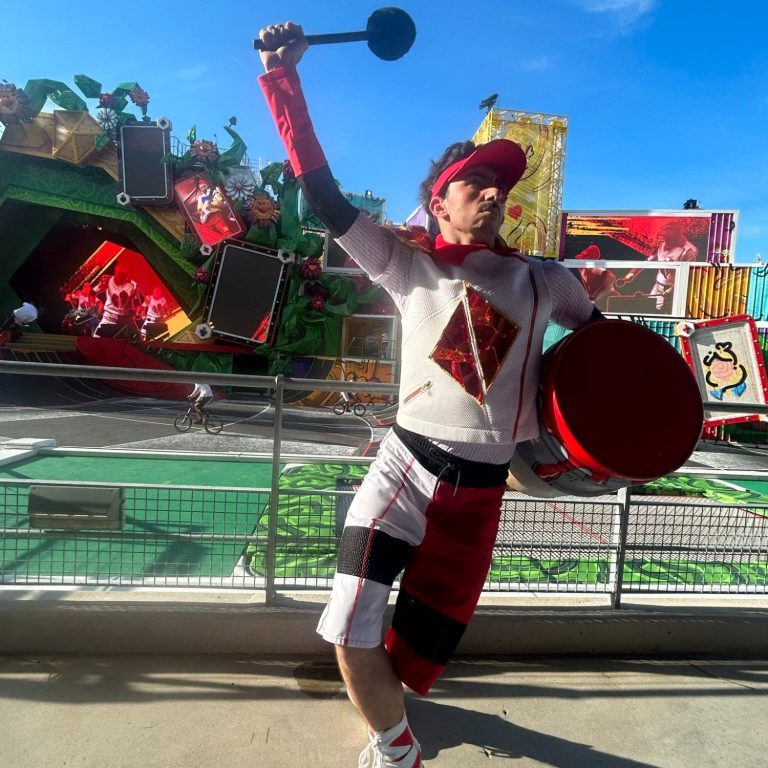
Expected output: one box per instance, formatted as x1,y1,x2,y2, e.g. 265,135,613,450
173,405,224,435
333,399,366,417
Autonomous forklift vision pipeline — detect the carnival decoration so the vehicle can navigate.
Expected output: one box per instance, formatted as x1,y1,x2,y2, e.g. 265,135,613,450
677,315,768,427
116,120,173,206
203,242,294,347
473,108,567,258
0,83,32,125
52,109,104,165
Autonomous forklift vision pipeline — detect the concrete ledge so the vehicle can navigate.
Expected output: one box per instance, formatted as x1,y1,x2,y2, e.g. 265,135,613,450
2,590,768,657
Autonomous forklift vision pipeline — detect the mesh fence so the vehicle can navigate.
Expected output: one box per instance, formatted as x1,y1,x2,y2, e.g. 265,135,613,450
3,480,766,597
622,497,768,593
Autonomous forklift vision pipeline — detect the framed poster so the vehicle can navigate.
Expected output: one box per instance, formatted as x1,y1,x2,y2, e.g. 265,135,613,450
117,121,173,205
204,241,293,347
174,172,244,247
678,314,768,426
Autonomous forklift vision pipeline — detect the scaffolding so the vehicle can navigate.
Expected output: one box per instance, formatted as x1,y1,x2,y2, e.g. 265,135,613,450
473,108,568,259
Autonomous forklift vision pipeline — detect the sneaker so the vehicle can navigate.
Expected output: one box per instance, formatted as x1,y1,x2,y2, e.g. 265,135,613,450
357,739,423,767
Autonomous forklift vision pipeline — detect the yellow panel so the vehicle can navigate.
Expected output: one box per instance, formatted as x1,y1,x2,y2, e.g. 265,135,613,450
686,266,750,319
472,108,567,258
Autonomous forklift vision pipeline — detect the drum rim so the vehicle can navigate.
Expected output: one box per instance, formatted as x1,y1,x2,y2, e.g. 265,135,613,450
540,320,703,482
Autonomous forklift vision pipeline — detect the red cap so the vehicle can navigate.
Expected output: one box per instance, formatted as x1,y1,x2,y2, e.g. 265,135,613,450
430,139,527,198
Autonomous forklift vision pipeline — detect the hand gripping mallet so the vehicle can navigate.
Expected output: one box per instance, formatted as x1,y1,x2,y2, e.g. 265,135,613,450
253,7,416,61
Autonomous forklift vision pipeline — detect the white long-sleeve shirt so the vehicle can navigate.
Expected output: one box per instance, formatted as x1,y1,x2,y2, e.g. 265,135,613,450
338,214,595,463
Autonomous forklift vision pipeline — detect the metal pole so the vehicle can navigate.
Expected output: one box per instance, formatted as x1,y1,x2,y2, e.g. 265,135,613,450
265,374,285,605
611,486,631,609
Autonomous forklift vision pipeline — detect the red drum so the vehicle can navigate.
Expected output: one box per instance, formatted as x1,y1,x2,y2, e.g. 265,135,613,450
509,319,704,497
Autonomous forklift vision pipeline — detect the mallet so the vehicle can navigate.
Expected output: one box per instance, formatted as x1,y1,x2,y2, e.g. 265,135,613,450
253,7,416,61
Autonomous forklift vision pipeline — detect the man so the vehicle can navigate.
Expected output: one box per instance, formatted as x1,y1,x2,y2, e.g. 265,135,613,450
71,282,103,336
188,382,213,421
140,286,170,341
616,220,699,311
93,265,142,338
257,22,600,767
1,301,38,341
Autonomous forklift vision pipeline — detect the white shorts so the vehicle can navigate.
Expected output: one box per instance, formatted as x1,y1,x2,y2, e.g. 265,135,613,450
317,426,508,696
317,428,432,648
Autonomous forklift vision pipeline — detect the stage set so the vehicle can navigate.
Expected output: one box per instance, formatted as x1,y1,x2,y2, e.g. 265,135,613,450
0,70,766,436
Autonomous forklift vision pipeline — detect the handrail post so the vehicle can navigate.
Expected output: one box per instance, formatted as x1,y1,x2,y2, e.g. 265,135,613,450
265,374,285,606
611,486,631,609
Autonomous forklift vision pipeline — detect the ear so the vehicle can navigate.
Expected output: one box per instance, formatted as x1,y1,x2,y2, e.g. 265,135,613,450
429,194,448,220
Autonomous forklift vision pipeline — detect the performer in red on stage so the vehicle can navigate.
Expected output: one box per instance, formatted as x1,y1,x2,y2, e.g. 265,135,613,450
93,264,143,338
63,281,103,336
140,286,170,341
257,22,603,768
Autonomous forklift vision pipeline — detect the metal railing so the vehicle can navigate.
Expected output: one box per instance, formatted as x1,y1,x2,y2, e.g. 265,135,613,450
0,359,766,607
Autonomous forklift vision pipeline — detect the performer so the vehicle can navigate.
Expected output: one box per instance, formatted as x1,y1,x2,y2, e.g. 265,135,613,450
616,220,698,311
187,382,213,420
2,301,38,341
257,22,602,767
67,282,102,336
93,266,142,338
140,286,170,341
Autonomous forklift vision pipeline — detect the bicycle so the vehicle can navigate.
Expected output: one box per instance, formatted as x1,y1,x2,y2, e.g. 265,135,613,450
173,405,224,434
333,398,366,417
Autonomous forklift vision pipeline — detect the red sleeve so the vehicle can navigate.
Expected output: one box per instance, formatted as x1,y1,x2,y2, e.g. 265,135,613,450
258,66,328,177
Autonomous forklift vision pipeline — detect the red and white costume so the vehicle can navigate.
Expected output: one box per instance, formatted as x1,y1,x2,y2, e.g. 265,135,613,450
259,65,596,695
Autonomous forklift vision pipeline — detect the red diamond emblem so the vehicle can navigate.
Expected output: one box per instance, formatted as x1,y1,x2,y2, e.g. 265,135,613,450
430,284,518,403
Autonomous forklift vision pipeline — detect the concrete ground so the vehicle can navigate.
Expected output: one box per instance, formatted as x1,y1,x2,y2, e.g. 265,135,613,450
2,654,767,768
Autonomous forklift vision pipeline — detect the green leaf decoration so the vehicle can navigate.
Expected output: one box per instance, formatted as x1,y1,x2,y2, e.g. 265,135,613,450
23,78,86,113
258,161,284,196
113,81,141,98
74,74,102,99
218,122,247,168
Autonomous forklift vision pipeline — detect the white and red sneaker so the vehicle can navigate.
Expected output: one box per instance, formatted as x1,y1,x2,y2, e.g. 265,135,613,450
357,716,423,767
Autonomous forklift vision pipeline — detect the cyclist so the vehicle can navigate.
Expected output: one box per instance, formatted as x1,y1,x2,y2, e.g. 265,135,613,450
188,382,213,422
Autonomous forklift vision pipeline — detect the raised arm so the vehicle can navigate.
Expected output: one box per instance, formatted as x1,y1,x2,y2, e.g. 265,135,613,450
257,22,358,237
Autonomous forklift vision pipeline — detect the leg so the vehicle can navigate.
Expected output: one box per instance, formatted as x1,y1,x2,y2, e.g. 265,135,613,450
335,644,404,732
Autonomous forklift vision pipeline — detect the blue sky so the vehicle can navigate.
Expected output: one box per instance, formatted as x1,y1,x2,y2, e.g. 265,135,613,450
5,0,768,263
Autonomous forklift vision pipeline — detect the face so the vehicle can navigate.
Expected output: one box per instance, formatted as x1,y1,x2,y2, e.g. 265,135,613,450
429,163,508,246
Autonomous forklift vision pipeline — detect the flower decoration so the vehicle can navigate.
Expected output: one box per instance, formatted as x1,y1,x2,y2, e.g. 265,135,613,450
224,171,256,206
190,139,220,166
309,295,326,311
247,192,280,228
0,83,31,125
128,87,150,108
299,257,323,281
193,267,210,285
98,92,117,109
96,108,119,133
304,282,329,301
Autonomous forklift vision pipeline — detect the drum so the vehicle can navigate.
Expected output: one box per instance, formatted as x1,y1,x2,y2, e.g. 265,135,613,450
509,319,704,497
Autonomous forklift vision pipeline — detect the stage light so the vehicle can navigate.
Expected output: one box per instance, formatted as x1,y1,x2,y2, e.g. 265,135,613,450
683,198,701,210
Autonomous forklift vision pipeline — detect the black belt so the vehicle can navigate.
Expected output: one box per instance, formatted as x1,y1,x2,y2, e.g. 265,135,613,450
393,424,509,489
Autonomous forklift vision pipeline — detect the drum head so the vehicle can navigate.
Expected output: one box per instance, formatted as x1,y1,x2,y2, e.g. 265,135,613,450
542,320,703,481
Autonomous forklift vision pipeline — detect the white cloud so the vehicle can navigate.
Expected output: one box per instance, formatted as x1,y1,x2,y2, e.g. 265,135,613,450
575,0,657,31
520,56,551,73
172,65,209,82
